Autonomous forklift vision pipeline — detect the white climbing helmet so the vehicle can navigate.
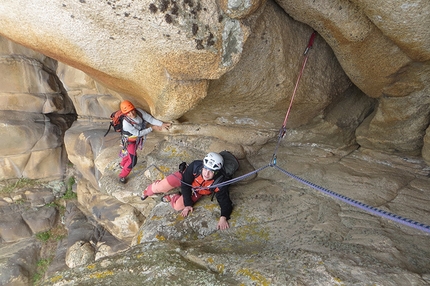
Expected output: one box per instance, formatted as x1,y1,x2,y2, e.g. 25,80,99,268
203,152,223,171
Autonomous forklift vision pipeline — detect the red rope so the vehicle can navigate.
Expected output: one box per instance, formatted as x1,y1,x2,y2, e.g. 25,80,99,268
280,31,317,135
282,55,309,127
272,31,317,164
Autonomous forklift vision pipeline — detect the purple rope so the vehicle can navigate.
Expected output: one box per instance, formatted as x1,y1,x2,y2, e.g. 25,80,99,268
274,165,430,234
210,164,270,189
146,164,270,190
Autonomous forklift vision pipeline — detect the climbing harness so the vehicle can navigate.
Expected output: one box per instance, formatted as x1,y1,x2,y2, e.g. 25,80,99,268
143,31,430,235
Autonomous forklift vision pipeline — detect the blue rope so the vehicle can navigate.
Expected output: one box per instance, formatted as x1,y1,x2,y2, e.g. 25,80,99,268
273,165,430,234
145,162,430,234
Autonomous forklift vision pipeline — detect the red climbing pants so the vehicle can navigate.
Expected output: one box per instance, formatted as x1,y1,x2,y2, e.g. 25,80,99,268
119,141,137,178
143,171,203,211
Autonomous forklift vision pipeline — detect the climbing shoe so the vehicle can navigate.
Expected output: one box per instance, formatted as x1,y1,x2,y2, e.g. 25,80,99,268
161,194,172,203
119,177,127,184
141,191,148,201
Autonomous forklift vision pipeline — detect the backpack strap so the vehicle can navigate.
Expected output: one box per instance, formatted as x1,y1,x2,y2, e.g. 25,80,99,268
122,110,145,135
209,173,225,201
104,122,113,137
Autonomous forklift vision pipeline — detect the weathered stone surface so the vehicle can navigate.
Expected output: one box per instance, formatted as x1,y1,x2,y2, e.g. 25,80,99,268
21,206,58,235
77,180,144,245
57,62,123,119
220,0,266,19
356,90,430,155
24,188,56,208
64,121,108,189
0,186,62,243
0,0,250,120
0,37,75,180
45,238,69,277
64,201,129,254
182,1,351,130
0,212,33,243
274,0,430,157
1,0,429,180
0,238,40,286
0,0,429,285
423,126,430,165
65,240,95,268
275,0,429,97
40,141,430,285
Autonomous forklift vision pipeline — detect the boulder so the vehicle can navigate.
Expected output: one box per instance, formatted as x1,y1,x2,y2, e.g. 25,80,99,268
0,210,33,243
21,207,58,235
65,240,96,268
76,180,145,245
0,238,40,286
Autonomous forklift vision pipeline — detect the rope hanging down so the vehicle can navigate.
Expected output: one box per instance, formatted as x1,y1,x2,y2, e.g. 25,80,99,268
142,31,430,234
272,31,317,165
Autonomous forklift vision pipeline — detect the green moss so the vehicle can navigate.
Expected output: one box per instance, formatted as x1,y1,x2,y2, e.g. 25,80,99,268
62,189,77,200
36,225,67,243
66,176,75,192
33,258,52,284
0,178,39,195
36,231,51,242
62,176,77,199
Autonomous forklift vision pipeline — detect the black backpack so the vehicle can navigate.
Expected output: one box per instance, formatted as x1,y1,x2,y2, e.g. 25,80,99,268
209,151,239,200
104,110,143,137
218,150,240,179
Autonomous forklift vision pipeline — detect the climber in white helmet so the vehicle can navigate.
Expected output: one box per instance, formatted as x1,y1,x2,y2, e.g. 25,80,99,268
141,152,233,230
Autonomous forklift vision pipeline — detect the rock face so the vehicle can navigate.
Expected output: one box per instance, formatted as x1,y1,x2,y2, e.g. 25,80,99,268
0,0,429,285
0,0,429,174
0,37,76,180
275,0,430,157
39,142,430,285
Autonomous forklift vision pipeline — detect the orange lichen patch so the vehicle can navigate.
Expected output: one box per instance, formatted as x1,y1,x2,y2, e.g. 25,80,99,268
162,146,190,159
156,234,166,241
158,165,171,174
203,203,218,211
236,268,270,286
216,264,225,273
89,270,115,279
136,230,144,244
236,225,269,243
50,275,63,283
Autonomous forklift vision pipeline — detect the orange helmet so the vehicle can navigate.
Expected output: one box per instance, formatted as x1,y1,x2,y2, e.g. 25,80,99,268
120,100,135,114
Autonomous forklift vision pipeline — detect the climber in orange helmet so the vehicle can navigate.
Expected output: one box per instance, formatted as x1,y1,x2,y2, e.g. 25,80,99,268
118,100,171,184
